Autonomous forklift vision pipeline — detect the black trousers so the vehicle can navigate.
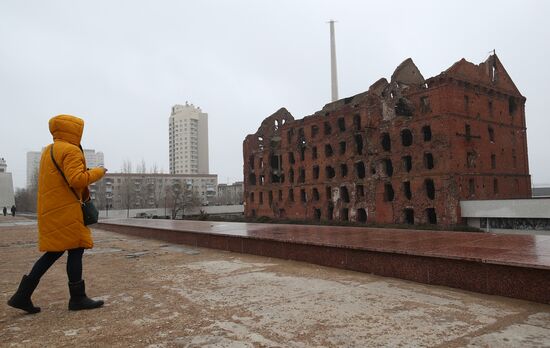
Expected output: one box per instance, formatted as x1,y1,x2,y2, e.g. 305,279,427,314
28,248,84,283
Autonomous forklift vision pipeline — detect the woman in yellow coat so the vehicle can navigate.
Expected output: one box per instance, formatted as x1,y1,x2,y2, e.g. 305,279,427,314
8,115,107,313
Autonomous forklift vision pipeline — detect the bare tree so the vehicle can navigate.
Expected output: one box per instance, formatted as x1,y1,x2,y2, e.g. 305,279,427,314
169,179,202,219
120,160,134,218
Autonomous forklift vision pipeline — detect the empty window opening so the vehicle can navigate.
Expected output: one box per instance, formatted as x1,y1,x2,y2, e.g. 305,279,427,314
287,129,294,144
508,97,518,116
325,144,334,157
339,141,347,155
326,186,332,200
464,95,469,112
384,183,395,202
340,164,348,178
356,184,365,199
468,178,475,196
325,166,336,179
311,125,319,138
424,153,434,170
289,168,294,183
259,175,265,185
312,146,318,159
251,209,256,217
313,166,320,180
259,191,264,204
278,190,283,201
268,191,273,205
420,96,430,113
337,118,346,132
312,188,320,201
248,174,256,186
488,127,495,142
403,181,412,200
493,178,499,194
381,133,391,151
401,129,413,147
314,208,321,221
402,156,412,172
340,186,350,203
324,122,332,135
425,179,435,200
258,137,264,151
355,162,366,179
298,168,305,183
395,98,413,117
289,188,295,202
353,114,361,130
467,151,476,168
491,154,496,169
354,134,364,155
422,126,432,142
249,155,255,169
279,209,286,218
356,208,367,223
250,192,255,203
271,173,282,183
370,163,376,175
270,154,281,171
465,124,472,140
288,152,295,164
404,209,414,224
300,189,307,203
426,208,437,224
341,208,349,221
383,159,393,177
300,147,306,161
327,205,334,221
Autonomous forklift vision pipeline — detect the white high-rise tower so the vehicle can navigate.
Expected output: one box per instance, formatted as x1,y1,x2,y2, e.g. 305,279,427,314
169,102,209,174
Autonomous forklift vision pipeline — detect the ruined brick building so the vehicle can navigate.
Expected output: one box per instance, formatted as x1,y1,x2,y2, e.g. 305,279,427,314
242,55,531,226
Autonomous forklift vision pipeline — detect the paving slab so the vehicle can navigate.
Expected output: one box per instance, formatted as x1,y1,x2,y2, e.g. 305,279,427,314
1,222,550,347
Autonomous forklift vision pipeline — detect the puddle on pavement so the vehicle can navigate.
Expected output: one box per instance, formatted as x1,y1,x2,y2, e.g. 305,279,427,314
86,247,123,255
160,245,200,255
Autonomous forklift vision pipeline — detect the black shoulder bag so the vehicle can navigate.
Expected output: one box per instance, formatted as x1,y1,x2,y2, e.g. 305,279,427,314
50,144,99,225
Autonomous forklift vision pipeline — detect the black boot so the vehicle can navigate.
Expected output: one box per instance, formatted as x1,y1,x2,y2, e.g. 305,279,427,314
68,280,104,311
7,275,41,314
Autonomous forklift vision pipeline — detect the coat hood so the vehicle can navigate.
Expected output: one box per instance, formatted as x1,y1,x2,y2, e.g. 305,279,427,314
49,114,84,145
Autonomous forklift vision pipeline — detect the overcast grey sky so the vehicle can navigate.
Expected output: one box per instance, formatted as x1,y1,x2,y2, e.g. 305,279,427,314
1,0,549,189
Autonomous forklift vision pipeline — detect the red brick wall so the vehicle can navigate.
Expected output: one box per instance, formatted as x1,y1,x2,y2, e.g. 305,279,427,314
243,56,531,226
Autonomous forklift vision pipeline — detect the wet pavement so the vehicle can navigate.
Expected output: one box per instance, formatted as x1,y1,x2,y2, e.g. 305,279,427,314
1,221,550,347
99,219,550,270
98,219,550,304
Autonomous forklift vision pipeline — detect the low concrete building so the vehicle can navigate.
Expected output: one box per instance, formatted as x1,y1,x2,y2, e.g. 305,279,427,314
460,198,550,233
532,185,550,198
93,172,218,210
217,181,244,205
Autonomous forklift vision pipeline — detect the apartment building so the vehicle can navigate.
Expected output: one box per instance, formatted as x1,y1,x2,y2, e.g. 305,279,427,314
169,102,209,175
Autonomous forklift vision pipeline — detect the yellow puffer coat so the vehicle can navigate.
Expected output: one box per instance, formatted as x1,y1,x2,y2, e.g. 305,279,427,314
37,115,105,251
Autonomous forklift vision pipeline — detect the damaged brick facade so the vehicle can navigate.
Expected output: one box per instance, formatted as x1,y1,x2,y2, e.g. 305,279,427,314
242,55,531,226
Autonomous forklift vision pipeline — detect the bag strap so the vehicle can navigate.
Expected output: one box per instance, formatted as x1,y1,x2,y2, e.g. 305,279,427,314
50,143,82,203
